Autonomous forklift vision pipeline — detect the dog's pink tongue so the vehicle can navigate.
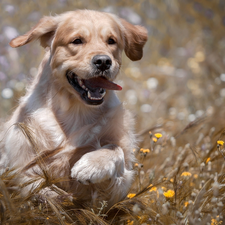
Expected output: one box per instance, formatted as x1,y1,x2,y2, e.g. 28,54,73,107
85,77,122,91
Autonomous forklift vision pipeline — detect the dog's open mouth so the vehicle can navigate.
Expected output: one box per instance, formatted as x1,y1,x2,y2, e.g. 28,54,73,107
66,71,122,105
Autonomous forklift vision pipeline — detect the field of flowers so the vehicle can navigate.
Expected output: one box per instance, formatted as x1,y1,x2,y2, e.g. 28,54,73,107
1,0,225,224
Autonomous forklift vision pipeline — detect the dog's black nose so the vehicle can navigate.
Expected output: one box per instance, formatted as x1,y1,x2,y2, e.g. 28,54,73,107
92,55,112,71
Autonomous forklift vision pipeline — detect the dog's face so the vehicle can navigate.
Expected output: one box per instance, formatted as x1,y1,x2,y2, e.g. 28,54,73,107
10,10,148,106
51,11,124,105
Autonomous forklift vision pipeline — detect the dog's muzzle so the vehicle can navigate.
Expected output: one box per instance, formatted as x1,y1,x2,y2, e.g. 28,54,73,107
66,70,122,106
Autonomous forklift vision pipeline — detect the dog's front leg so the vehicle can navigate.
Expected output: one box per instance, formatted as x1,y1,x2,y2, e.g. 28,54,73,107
71,144,125,185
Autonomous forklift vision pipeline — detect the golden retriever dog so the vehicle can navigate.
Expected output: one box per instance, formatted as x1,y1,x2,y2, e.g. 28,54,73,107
0,10,147,208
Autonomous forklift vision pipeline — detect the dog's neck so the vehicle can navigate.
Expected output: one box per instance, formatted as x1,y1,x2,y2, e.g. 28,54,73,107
51,90,105,137
50,85,121,137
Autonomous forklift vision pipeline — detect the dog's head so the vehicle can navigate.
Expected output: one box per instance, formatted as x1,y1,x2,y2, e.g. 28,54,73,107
10,10,148,106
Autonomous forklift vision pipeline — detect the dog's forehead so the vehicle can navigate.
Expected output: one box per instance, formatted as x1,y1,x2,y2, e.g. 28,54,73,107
58,10,121,35
63,10,116,22
52,10,124,48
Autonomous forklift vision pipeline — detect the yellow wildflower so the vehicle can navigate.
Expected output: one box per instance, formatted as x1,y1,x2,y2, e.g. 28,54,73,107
142,148,150,153
211,217,222,225
170,178,174,183
149,186,157,192
161,186,167,191
193,174,198,179
149,186,159,198
126,220,134,225
181,172,192,177
184,201,189,207
206,157,211,163
163,189,175,198
154,133,162,138
152,137,157,142
140,148,150,155
217,140,224,146
127,193,136,198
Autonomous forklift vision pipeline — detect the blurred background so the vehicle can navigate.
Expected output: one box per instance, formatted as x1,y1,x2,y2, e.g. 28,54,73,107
1,0,225,134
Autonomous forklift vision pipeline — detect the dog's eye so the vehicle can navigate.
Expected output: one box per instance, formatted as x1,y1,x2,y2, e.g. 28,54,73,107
72,39,83,44
108,38,116,45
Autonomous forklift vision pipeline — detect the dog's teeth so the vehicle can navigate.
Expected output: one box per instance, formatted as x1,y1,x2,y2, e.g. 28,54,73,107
101,91,106,98
99,88,106,98
91,97,101,100
78,78,84,87
87,91,103,100
88,91,91,99
78,78,89,91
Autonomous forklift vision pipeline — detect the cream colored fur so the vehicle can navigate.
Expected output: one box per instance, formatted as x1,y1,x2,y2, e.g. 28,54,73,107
0,10,147,208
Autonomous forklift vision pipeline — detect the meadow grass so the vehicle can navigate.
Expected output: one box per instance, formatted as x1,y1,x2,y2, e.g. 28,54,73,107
0,110,225,225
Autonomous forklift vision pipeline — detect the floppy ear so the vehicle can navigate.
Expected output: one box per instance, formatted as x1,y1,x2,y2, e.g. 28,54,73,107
120,19,148,61
9,16,58,48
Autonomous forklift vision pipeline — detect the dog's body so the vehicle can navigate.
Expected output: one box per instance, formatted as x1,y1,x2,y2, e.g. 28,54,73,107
0,10,147,207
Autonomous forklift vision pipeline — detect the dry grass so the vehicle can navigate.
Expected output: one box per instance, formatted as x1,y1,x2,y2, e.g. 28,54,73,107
0,109,225,225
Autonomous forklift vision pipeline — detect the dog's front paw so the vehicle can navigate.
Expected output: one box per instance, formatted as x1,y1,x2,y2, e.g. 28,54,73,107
71,146,125,185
